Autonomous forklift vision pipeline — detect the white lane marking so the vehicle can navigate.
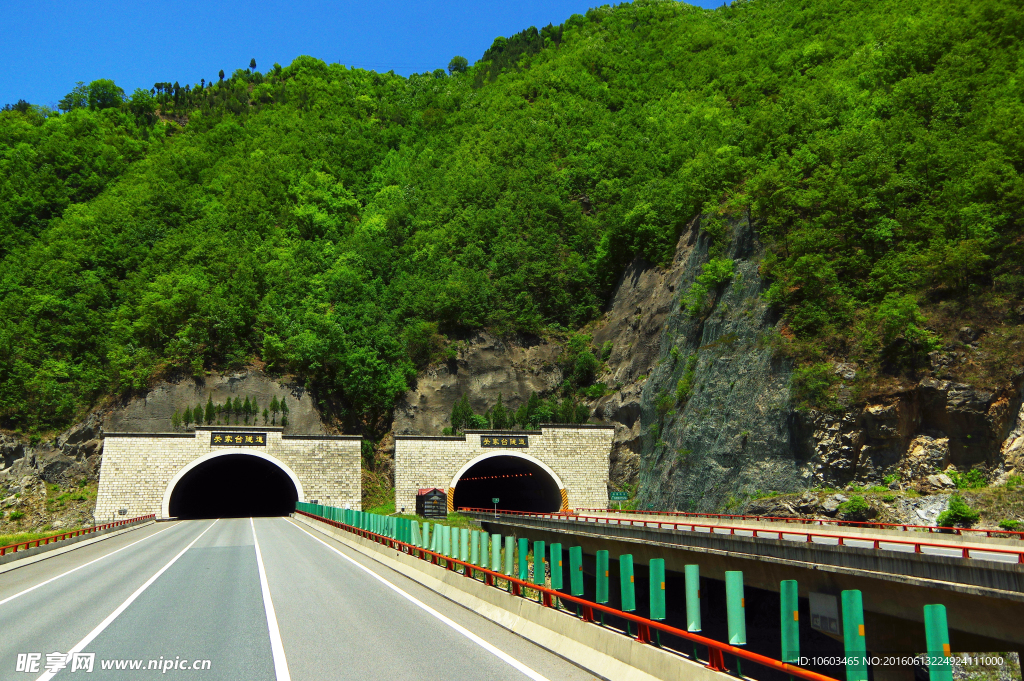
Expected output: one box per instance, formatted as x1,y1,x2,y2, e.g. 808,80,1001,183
251,518,291,681
0,522,179,607
33,520,218,681
285,518,551,681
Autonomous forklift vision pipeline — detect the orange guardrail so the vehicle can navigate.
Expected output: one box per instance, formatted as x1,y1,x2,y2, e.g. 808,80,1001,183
574,506,1024,540
0,514,156,556
296,509,840,681
457,507,1024,563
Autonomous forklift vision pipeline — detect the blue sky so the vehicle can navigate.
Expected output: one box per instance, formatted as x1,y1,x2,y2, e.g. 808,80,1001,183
2,0,719,108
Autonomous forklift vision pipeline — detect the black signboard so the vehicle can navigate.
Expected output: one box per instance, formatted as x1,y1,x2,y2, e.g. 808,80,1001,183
211,432,267,446
416,489,447,519
480,435,529,448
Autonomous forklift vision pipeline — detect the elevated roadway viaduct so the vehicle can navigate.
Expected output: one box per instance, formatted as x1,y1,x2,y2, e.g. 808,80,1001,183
464,509,1024,659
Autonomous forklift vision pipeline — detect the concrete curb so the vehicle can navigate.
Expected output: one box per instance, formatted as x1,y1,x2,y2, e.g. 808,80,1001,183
292,513,726,681
0,521,156,574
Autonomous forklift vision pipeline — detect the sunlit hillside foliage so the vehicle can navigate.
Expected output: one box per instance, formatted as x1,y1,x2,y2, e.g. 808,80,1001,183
1,0,1022,433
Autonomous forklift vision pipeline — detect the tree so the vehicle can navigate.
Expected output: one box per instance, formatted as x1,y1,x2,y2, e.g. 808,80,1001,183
192,405,203,426
87,79,124,110
448,56,468,75
280,397,289,425
233,397,243,425
171,410,181,431
270,396,279,425
281,412,289,429
491,394,508,429
263,408,269,425
449,395,473,434
219,69,225,82
182,406,192,428
58,82,88,112
243,396,252,424
250,58,257,69
205,396,215,425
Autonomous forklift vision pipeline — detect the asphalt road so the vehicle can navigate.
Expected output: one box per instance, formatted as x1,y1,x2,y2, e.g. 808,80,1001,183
0,517,597,681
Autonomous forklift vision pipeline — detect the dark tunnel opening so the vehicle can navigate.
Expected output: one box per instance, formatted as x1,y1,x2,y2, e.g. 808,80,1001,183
169,454,299,519
451,455,562,513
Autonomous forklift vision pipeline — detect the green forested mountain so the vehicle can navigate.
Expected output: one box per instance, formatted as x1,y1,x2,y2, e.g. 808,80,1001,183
1,0,1022,434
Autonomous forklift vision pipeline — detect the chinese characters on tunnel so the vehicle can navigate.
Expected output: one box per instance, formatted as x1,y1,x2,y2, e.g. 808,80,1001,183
480,435,529,447
211,432,267,446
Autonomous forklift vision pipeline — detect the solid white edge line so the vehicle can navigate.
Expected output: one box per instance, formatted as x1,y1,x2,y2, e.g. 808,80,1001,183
33,519,219,681
0,522,179,607
284,517,551,681
250,518,291,681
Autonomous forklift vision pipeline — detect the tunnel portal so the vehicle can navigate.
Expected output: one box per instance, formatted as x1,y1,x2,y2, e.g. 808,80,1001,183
451,454,562,514
168,453,299,519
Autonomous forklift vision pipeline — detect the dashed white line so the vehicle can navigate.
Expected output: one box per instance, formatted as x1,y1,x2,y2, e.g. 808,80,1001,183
33,519,218,681
0,522,178,607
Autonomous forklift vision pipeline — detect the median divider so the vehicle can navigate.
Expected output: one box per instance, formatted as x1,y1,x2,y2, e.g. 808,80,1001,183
293,503,840,681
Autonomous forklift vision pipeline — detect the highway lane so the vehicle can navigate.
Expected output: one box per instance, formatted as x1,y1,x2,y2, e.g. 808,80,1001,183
0,517,596,681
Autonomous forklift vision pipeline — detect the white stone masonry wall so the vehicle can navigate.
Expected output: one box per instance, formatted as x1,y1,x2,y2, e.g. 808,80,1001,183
95,428,361,520
394,425,613,515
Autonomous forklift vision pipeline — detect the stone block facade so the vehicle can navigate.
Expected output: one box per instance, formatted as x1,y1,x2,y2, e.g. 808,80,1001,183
394,425,613,515
96,427,361,520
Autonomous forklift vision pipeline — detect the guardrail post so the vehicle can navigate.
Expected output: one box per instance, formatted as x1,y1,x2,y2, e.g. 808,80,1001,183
533,540,546,603
648,558,666,646
442,524,452,558
620,554,636,635
460,528,469,569
480,531,488,568
492,534,501,573
596,550,609,625
518,537,529,582
471,530,480,568
411,520,421,550
504,536,514,580
568,545,590,619
550,543,563,591
924,604,953,681
726,571,747,676
842,590,868,681
781,579,799,663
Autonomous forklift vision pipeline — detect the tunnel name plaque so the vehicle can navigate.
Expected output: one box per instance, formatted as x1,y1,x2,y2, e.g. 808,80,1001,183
211,432,267,446
480,435,529,448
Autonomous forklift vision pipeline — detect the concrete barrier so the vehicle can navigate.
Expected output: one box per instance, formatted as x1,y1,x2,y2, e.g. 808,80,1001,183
0,520,156,572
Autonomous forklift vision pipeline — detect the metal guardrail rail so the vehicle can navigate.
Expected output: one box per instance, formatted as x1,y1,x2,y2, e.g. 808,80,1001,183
0,514,156,556
575,507,1024,540
294,508,840,681
458,507,1024,563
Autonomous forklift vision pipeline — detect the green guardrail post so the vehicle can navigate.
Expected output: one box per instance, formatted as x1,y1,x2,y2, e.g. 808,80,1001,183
569,546,584,617
550,543,563,592
620,554,636,636
479,531,488,567
923,604,953,681
781,579,799,664
504,536,514,578
842,590,868,681
685,564,701,660
411,521,421,548
726,571,747,677
533,541,545,600
442,524,451,557
492,534,501,572
649,558,666,646
460,528,469,568
471,530,480,567
595,550,609,625
518,537,529,582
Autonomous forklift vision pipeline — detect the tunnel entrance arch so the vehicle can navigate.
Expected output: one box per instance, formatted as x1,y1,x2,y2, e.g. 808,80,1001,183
450,451,565,514
162,450,304,519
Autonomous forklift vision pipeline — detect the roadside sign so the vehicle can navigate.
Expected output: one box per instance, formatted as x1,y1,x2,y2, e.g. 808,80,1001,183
492,497,500,504
609,491,628,501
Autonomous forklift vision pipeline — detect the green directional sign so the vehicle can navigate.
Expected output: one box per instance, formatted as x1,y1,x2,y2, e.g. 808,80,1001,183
609,491,629,501
492,498,500,504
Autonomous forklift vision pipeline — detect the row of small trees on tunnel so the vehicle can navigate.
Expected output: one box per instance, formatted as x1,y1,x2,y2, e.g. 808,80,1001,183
444,391,590,435
171,395,290,430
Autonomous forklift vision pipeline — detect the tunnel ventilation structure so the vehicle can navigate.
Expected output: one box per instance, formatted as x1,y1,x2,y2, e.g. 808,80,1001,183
168,453,299,519
451,454,562,513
